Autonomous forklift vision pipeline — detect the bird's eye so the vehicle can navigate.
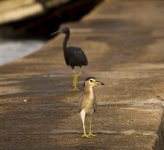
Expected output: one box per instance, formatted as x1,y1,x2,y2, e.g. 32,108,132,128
90,79,93,82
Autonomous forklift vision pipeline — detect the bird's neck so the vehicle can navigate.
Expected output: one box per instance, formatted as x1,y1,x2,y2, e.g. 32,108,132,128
84,86,93,95
63,33,70,51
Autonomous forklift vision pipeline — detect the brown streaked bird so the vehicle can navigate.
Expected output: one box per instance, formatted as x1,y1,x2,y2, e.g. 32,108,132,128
79,77,104,138
51,27,88,91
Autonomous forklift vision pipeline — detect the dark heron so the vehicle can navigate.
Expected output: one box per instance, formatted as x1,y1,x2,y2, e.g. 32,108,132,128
79,77,104,138
51,27,88,91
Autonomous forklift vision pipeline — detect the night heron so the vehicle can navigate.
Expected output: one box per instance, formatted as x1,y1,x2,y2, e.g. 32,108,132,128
51,27,88,91
79,77,104,138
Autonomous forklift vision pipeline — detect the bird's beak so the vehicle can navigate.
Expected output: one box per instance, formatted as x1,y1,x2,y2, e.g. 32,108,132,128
95,80,105,85
50,29,62,36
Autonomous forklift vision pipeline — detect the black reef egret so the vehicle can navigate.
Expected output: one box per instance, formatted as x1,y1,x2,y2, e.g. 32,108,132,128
51,27,88,91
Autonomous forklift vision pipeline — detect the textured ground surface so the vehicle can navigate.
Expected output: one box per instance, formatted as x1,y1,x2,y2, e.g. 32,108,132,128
0,0,164,149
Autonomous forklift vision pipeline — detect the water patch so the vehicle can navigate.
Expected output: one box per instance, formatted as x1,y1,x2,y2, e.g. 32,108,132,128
0,38,45,65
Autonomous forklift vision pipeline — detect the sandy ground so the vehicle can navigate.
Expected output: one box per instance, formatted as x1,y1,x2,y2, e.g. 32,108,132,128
0,0,164,149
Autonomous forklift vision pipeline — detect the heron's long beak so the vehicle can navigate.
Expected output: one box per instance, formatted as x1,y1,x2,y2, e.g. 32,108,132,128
50,29,62,36
95,80,105,85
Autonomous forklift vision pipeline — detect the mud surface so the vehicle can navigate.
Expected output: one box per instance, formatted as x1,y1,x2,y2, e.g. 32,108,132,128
0,0,164,149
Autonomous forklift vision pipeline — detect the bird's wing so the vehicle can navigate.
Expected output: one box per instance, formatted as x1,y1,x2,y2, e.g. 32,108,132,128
79,94,84,112
79,94,88,113
68,47,88,66
93,94,97,112
74,49,88,65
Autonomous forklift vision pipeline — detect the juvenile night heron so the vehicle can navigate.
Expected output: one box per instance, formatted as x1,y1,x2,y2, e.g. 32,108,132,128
79,77,104,138
51,27,88,91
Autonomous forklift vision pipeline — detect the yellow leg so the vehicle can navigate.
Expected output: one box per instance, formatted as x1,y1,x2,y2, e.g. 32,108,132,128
81,123,89,138
88,117,96,137
72,73,79,92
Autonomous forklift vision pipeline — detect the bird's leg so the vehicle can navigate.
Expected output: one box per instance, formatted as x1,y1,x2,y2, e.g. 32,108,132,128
81,122,89,138
72,70,80,92
72,69,83,92
80,110,89,138
88,116,96,137
77,69,83,76
72,73,79,91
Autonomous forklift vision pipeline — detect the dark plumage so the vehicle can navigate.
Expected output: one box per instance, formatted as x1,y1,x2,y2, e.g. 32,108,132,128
85,77,96,81
64,47,88,69
51,27,88,69
51,27,88,91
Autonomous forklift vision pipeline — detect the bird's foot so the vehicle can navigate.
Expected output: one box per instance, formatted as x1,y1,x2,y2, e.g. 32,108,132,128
88,133,96,138
81,133,90,138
